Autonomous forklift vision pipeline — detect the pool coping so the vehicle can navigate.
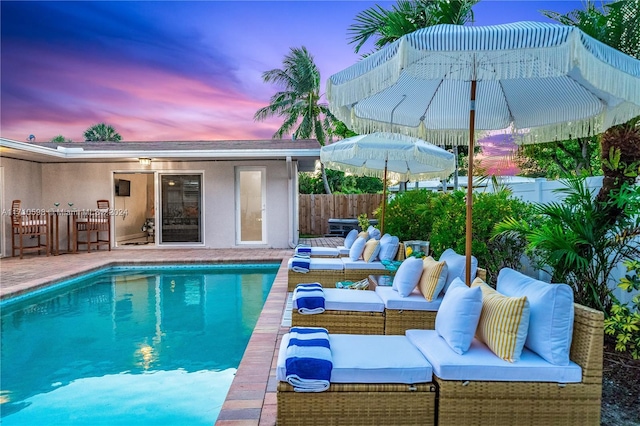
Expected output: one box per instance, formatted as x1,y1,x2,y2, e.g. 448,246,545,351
215,258,288,425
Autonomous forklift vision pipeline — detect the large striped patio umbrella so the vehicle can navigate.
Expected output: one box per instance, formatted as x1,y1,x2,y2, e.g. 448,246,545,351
327,21,640,283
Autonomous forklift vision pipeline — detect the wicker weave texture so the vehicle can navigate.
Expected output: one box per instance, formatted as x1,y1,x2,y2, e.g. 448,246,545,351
570,303,604,384
277,382,435,426
288,270,344,291
291,310,385,335
435,377,601,425
434,303,603,426
384,309,437,334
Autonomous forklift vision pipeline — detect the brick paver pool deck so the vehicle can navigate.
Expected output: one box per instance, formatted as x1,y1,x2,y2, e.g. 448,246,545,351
0,237,344,426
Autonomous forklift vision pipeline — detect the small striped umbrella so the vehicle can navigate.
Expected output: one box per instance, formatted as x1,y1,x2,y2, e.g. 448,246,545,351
320,132,456,234
327,21,640,283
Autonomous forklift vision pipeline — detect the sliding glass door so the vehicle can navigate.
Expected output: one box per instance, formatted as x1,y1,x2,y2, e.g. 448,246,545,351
159,174,202,243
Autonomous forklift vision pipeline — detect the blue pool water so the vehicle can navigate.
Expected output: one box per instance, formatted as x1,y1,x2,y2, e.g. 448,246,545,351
0,264,277,425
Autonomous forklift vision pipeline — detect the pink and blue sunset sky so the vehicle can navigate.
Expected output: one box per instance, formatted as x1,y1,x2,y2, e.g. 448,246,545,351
1,1,587,174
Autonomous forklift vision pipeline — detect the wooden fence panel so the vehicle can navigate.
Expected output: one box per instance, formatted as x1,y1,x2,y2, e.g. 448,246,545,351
298,194,384,235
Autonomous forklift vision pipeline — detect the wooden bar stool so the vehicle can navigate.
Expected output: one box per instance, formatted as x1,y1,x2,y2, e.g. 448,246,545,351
11,200,50,259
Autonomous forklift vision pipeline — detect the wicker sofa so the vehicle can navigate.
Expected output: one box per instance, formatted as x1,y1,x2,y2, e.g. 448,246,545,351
280,302,603,426
428,302,603,425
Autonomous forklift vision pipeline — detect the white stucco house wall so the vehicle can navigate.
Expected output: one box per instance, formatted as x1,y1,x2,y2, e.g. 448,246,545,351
0,137,320,256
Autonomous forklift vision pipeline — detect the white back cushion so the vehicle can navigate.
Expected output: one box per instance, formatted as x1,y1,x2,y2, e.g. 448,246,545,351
344,229,359,249
349,237,367,261
439,248,478,291
497,268,574,366
378,234,400,261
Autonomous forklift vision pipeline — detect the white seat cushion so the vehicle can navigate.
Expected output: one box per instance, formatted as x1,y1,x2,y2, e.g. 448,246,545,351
310,247,340,257
287,257,344,271
277,333,432,384
322,288,384,312
336,246,351,256
375,286,443,311
340,259,387,270
406,330,582,383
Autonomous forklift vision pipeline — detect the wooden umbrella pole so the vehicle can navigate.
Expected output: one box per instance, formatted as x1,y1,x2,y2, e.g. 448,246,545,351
465,79,477,285
381,158,388,234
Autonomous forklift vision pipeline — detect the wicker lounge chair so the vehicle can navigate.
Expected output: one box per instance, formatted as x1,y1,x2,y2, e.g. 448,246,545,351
277,333,436,426
287,244,405,291
291,288,385,334
281,302,603,426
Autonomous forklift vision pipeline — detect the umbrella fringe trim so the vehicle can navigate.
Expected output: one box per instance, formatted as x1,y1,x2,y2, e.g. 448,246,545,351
321,162,452,181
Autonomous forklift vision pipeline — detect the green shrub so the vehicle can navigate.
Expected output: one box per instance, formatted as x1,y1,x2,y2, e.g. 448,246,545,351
382,188,534,285
426,190,533,285
495,178,640,311
604,259,640,359
381,190,441,241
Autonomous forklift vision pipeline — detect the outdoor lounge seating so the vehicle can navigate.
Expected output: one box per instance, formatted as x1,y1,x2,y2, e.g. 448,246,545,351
287,234,404,291
291,245,487,335
291,287,385,334
276,333,436,425
417,301,603,425
279,299,603,426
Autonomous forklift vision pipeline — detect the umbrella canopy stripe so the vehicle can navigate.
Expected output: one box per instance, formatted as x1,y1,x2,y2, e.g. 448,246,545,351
320,132,455,182
327,22,640,146
320,132,455,234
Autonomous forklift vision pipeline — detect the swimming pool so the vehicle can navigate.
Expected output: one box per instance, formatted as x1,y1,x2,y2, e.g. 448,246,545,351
0,264,278,425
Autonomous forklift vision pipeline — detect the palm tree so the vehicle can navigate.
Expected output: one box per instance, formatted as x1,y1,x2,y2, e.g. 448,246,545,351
348,0,478,55
83,123,122,142
254,46,336,193
542,0,640,222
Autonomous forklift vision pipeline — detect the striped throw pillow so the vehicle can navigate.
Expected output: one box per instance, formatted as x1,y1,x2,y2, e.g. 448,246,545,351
472,278,530,362
363,239,381,262
418,256,448,301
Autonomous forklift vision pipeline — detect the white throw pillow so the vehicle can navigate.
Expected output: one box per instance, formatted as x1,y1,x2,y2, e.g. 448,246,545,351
439,248,478,291
497,268,574,365
435,278,483,354
393,257,424,297
378,234,400,261
344,229,359,249
349,237,367,261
